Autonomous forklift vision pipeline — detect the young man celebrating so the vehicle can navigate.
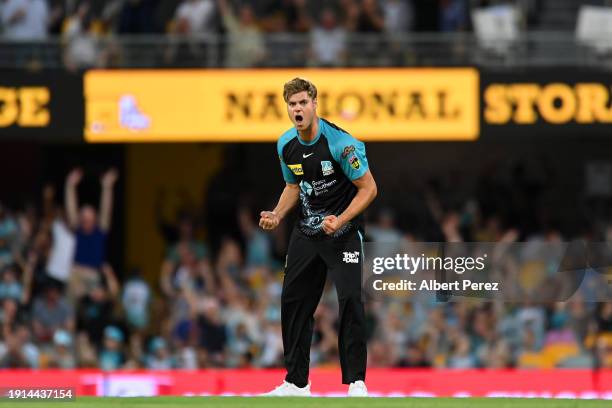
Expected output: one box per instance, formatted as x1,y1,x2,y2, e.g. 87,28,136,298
259,78,377,397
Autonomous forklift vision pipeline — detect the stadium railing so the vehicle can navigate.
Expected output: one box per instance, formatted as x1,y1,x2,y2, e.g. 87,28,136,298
0,31,610,69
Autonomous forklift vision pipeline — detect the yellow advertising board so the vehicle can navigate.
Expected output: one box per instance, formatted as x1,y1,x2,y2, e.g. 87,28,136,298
85,68,479,142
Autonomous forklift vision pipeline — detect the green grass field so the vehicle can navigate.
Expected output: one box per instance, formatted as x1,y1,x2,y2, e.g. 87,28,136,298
0,397,610,408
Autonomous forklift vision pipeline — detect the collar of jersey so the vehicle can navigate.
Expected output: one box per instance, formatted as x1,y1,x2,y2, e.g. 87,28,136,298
296,117,322,146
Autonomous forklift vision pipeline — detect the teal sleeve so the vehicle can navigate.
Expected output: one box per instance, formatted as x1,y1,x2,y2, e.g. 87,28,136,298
331,134,369,181
277,137,297,184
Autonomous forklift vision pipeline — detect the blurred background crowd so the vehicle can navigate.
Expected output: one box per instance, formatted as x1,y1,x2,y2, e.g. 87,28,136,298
1,149,611,371
1,0,612,69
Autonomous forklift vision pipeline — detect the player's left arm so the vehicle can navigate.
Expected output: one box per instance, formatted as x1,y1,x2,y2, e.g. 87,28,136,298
323,133,376,235
322,171,377,235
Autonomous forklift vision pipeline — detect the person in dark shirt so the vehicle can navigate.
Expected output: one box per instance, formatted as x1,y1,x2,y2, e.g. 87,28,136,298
259,77,377,396
65,168,118,298
197,300,227,367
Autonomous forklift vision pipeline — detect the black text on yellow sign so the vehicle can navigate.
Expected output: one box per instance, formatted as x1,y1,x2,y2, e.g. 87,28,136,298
84,69,479,142
485,83,612,125
0,87,50,127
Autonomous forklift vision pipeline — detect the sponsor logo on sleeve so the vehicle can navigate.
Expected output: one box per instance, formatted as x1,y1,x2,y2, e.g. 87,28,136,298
341,145,355,158
288,164,303,175
349,155,361,170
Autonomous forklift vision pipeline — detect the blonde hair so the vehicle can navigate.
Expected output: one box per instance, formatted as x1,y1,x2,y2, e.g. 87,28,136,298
283,77,317,102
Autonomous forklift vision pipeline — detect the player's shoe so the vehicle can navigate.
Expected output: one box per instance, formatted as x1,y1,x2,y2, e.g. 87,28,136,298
348,380,368,397
260,381,311,397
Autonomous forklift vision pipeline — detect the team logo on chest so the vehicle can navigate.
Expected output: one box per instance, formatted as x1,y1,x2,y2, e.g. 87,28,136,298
321,160,334,176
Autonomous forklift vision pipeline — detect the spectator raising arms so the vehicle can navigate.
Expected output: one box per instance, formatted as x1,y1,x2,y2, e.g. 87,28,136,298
64,168,118,299
217,0,266,68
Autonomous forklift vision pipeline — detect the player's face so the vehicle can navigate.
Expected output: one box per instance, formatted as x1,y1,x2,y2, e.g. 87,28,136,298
287,91,317,131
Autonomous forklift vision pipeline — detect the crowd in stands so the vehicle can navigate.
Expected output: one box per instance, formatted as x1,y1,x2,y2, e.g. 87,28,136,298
0,160,611,371
1,0,601,68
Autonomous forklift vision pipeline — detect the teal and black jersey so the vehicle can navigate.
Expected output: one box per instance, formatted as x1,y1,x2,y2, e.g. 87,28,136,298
277,118,369,239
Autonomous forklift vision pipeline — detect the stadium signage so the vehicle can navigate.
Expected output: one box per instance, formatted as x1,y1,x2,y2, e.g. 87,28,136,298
0,87,50,127
0,71,83,141
485,82,612,125
226,89,463,122
84,69,479,142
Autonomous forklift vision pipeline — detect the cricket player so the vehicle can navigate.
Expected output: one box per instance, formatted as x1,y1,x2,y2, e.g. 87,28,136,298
259,77,377,397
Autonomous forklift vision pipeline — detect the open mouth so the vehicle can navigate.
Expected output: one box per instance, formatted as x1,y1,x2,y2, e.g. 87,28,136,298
295,115,304,124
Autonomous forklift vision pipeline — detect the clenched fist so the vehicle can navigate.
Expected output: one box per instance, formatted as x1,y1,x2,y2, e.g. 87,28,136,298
322,215,344,235
259,211,280,230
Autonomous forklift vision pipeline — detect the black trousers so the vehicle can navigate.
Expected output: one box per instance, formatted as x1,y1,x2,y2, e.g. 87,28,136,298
281,228,367,387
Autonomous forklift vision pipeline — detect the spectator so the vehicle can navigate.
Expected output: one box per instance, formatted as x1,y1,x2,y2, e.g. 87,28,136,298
217,0,265,67
173,0,216,35
160,242,215,300
99,325,126,370
144,337,176,369
398,341,432,367
382,0,413,33
256,319,283,367
46,216,76,287
439,0,468,32
226,322,255,367
32,283,74,345
447,334,476,368
76,264,119,348
65,168,118,298
164,0,216,66
351,0,385,32
48,329,76,369
367,208,403,243
238,207,272,269
0,265,25,303
160,213,210,293
0,323,39,368
47,0,71,34
25,227,56,301
0,298,19,330
0,203,19,269
308,7,347,67
516,327,542,368
121,268,151,331
0,0,49,40
483,339,511,368
197,298,227,366
596,302,612,333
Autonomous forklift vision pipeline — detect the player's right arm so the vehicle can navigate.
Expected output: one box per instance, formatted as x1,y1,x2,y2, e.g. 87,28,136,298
259,183,299,230
260,135,300,230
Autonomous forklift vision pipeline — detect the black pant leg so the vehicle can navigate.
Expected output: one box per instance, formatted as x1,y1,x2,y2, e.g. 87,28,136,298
282,230,327,387
320,230,367,384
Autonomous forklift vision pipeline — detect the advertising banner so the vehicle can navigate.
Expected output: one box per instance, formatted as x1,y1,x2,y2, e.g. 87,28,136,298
84,68,480,142
482,70,612,137
0,369,609,398
0,71,83,141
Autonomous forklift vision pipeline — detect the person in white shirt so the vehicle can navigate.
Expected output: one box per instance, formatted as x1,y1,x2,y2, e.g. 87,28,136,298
165,0,217,66
174,0,216,35
309,8,347,67
217,0,265,68
1,0,49,40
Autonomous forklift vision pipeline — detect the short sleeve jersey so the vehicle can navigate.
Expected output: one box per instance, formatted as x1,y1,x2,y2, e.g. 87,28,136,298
277,118,369,239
